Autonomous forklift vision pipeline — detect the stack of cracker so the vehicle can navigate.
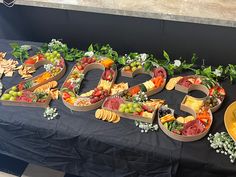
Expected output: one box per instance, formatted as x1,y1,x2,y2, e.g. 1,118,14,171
17,65,36,79
95,109,120,123
0,52,19,78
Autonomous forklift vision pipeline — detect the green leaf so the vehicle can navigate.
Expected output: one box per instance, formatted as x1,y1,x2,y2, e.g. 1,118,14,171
129,52,139,59
117,56,126,65
39,43,49,53
10,43,19,49
88,44,94,52
10,42,30,63
144,62,152,71
191,53,197,64
163,50,170,62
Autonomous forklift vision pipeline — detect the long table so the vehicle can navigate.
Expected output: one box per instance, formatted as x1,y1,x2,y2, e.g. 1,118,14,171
0,39,235,177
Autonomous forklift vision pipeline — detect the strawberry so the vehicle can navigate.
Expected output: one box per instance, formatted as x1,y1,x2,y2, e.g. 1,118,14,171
218,87,226,96
106,74,113,81
62,92,71,100
209,88,215,96
94,90,102,97
194,78,202,85
18,83,24,91
81,57,88,64
77,65,83,71
25,58,36,65
37,54,45,60
64,81,74,90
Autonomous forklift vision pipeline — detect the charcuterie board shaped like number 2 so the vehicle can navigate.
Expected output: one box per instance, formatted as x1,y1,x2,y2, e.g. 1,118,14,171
102,66,167,123
0,52,66,108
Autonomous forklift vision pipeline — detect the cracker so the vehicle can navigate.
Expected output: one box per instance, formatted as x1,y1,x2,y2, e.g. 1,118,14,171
112,114,120,123
102,110,108,121
107,111,113,122
95,109,101,119
166,76,183,90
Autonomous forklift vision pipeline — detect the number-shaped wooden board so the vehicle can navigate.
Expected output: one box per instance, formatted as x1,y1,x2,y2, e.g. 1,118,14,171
60,56,117,111
102,66,167,123
0,53,66,107
158,75,225,142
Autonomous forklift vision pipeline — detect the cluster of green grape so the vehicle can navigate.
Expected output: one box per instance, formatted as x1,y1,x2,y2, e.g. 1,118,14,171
45,51,61,63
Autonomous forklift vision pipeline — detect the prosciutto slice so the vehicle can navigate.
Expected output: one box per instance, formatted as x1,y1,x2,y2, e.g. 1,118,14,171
182,119,205,136
103,97,124,110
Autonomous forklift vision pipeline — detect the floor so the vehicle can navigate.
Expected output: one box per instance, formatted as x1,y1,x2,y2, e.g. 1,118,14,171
0,153,80,177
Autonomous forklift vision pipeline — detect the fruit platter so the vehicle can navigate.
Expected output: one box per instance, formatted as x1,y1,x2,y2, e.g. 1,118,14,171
167,75,225,113
0,51,66,107
61,57,117,111
101,66,167,123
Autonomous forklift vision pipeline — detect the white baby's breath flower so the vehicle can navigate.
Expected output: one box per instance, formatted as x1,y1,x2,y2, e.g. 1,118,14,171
213,69,222,77
173,60,181,67
126,59,132,64
44,64,54,71
84,51,94,57
140,53,147,61
20,45,31,51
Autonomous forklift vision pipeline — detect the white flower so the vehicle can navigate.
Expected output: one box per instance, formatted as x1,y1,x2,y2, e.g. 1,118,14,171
173,60,181,67
44,64,54,71
48,39,62,47
44,107,58,120
126,59,132,64
140,53,147,61
213,69,222,77
20,45,31,51
84,51,94,57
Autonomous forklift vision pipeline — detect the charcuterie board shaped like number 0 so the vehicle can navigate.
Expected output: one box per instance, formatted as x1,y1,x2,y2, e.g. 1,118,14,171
61,57,117,111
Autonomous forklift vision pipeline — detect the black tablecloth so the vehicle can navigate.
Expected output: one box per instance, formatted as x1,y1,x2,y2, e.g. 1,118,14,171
0,39,235,177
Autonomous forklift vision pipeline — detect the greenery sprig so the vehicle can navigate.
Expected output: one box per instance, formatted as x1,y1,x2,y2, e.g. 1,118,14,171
194,65,225,81
193,63,236,84
40,39,84,62
10,39,236,85
87,43,119,61
225,64,236,84
65,48,84,62
10,43,30,63
143,51,197,76
40,39,68,54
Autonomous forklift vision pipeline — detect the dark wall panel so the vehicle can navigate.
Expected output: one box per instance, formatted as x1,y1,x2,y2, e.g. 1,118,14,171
0,4,235,65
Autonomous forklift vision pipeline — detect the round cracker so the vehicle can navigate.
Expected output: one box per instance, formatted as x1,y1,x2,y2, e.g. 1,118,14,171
112,114,120,123
110,112,117,122
107,111,114,122
102,109,108,121
98,109,104,120
95,109,101,119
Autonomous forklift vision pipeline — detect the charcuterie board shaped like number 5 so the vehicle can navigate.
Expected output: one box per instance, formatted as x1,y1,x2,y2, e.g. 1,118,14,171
60,56,117,111
0,52,66,107
158,75,225,142
101,66,167,123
